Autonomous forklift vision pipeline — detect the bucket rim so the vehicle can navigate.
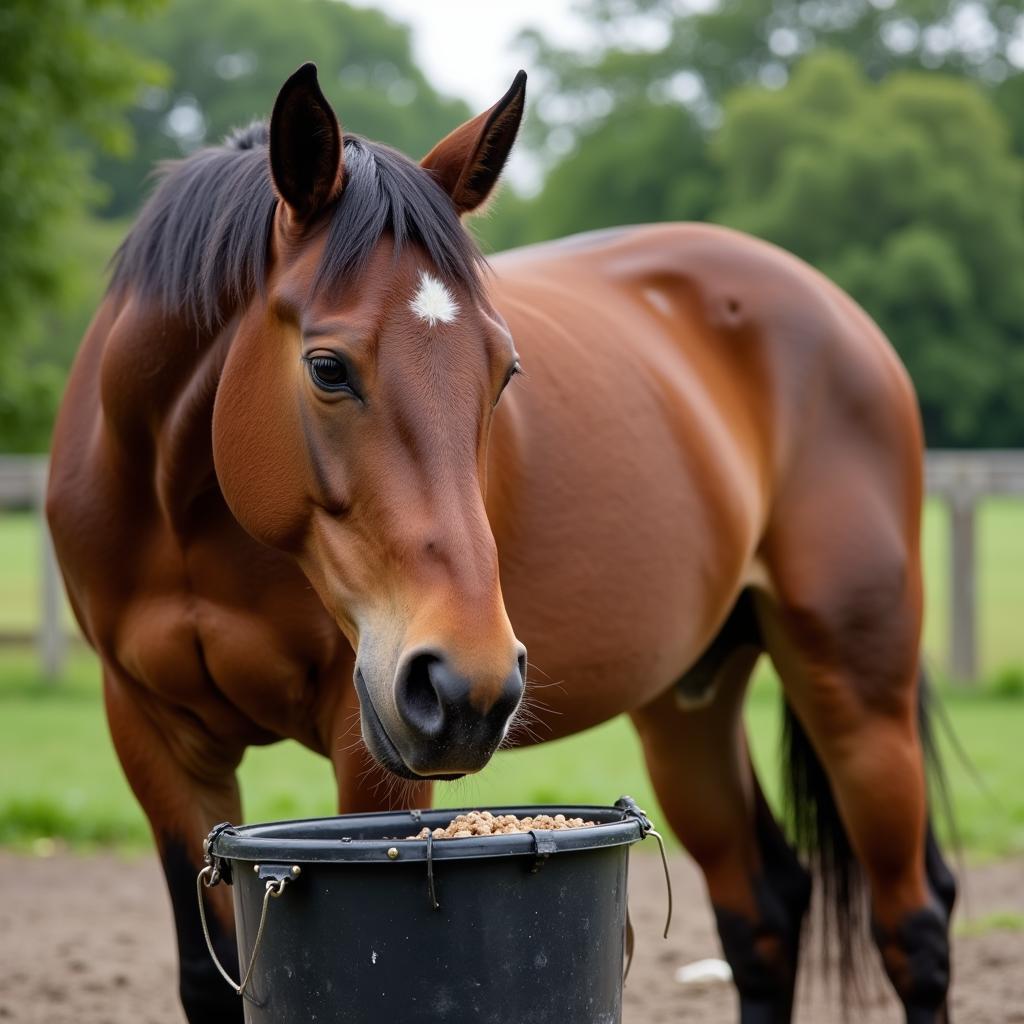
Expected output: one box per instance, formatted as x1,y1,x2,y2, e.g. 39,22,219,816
208,804,645,865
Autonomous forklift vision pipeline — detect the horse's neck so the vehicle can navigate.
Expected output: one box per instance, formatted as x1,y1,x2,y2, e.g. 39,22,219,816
101,297,238,532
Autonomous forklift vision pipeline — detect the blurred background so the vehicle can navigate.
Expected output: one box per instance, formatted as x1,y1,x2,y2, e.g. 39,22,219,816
1,0,1023,866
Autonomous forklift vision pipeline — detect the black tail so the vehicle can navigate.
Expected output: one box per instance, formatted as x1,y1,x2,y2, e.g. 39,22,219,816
780,666,951,995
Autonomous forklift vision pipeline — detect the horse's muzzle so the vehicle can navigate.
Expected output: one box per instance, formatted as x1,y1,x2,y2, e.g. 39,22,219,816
356,647,525,779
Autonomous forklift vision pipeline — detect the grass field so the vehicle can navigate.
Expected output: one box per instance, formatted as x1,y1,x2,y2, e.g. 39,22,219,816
1,500,1023,857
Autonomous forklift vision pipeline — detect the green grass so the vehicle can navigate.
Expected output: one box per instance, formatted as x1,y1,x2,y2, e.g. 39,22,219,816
954,911,1024,938
0,512,38,632
2,647,1023,859
0,511,76,634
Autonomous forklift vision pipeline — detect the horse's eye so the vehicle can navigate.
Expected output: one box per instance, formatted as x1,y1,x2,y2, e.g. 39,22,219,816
496,361,521,404
307,355,351,393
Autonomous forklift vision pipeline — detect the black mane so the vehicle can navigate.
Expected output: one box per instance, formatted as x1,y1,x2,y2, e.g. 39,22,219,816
109,123,483,330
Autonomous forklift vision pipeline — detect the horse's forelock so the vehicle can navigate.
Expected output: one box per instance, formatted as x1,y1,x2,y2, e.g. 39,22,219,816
109,126,484,332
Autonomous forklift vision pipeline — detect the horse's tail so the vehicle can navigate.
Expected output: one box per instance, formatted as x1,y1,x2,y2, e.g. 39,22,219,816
780,664,950,993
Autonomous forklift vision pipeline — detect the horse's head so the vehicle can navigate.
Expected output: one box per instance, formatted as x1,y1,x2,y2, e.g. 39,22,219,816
212,65,527,780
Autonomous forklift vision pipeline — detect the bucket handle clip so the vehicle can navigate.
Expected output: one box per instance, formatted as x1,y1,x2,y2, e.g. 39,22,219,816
202,820,239,886
197,861,298,1000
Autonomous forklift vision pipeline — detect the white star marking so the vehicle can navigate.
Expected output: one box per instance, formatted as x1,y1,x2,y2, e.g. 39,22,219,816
409,271,459,328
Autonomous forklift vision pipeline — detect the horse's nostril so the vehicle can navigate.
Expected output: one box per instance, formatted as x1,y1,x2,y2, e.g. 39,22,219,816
397,651,445,735
392,647,524,772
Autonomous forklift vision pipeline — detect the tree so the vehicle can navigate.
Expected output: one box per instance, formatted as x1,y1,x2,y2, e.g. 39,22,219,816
0,0,160,347
91,0,472,216
520,0,1024,158
0,0,161,451
714,51,1024,445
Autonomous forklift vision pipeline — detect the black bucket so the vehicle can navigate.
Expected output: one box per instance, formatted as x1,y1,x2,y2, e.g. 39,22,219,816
201,797,668,1024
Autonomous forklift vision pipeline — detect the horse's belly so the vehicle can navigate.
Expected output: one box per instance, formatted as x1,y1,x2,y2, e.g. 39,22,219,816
494,405,755,721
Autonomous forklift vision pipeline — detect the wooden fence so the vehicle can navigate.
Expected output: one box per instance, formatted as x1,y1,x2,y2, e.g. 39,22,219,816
2,452,1023,682
0,456,66,678
924,450,1024,682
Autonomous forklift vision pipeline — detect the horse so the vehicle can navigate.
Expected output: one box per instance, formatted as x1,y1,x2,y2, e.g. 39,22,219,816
48,62,956,1023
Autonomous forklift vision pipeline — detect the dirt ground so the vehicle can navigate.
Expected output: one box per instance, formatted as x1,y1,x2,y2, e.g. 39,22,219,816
1,850,1022,1023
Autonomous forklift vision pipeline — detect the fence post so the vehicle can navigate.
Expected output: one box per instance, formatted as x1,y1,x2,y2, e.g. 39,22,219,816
33,461,65,681
949,493,977,684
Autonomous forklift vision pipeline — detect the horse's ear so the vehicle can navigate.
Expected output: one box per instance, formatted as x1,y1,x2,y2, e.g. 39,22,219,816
421,70,526,215
269,63,344,224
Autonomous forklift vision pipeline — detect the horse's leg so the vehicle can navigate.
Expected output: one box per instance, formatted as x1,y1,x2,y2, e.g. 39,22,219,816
758,504,954,1022
104,666,245,1024
632,645,811,1024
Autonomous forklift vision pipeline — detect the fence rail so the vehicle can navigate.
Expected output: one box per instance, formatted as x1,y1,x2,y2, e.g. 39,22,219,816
3,452,1023,682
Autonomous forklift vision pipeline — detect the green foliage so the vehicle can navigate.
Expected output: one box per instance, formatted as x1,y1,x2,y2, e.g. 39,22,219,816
479,100,715,251
521,0,1024,156
0,0,160,357
90,0,471,217
955,911,1024,937
0,362,65,454
0,216,130,453
988,665,1024,699
713,52,1024,445
992,70,1024,154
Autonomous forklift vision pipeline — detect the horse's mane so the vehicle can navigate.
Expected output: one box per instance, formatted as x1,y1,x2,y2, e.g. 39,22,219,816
109,122,484,330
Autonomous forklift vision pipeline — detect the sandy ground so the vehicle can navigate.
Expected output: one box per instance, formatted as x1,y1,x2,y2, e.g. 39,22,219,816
1,850,1022,1023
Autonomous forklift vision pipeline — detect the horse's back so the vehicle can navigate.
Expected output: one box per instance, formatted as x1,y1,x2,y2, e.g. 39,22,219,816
492,220,921,504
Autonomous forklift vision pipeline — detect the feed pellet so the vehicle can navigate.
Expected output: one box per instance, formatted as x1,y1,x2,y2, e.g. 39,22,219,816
409,810,596,840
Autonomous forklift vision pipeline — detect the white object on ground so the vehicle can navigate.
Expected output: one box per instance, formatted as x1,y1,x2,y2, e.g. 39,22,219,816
674,958,734,985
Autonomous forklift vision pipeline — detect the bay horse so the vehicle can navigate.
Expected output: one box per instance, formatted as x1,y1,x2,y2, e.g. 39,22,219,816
48,63,955,1023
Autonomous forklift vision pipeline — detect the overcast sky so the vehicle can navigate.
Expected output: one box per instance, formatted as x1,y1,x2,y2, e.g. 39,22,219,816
348,0,590,111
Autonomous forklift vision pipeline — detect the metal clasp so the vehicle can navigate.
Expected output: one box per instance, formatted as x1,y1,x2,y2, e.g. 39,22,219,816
197,857,300,1000
202,821,239,886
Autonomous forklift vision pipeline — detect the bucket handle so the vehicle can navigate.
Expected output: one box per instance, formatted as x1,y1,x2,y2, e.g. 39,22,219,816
615,795,673,938
196,864,293,999
616,795,674,984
